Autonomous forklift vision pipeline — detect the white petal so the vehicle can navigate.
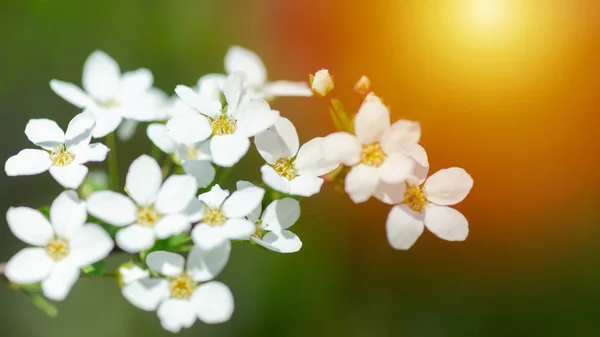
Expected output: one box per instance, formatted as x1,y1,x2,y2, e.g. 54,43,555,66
373,182,407,205
289,176,324,197
122,278,170,311
83,50,120,101
262,81,313,97
294,137,338,177
91,109,123,138
260,198,300,231
119,265,150,285
235,100,279,138
116,119,138,141
222,218,255,240
174,85,222,116
321,132,361,166
125,155,162,207
116,225,156,253
155,175,198,214
74,143,109,164
197,74,226,102
424,167,474,206
424,205,469,242
118,68,153,99
344,164,379,203
223,72,245,113
236,181,261,222
210,134,250,167
166,114,212,144
49,164,88,189
154,214,191,239
377,154,415,184
146,251,185,277
68,224,114,267
225,46,267,86
41,261,80,301
147,123,176,154
182,160,215,189
24,119,65,150
158,299,197,333
354,101,390,145
182,197,204,223
260,165,291,194
407,145,429,184
222,186,265,218
386,205,425,250
65,111,95,152
254,116,299,164
4,248,54,284
380,120,421,154
50,80,93,108
7,207,53,246
253,230,302,253
192,281,234,323
5,149,51,176
198,185,230,209
191,224,227,250
187,242,231,282
50,190,87,238
86,191,136,226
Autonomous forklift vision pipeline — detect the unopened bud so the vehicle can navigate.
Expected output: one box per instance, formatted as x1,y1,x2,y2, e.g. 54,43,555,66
364,92,383,103
354,76,372,95
309,69,334,97
117,262,150,287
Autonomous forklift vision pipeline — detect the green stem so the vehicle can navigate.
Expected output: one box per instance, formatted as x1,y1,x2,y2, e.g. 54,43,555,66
106,133,119,191
217,167,234,185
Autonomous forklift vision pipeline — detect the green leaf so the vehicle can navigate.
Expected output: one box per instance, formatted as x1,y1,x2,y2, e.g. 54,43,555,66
82,262,105,276
29,293,58,318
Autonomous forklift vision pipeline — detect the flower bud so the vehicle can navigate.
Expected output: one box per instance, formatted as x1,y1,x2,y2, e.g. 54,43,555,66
117,262,150,287
310,69,334,97
354,76,372,95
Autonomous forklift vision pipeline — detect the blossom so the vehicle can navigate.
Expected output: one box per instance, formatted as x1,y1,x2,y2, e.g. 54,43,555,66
122,249,233,333
5,111,108,189
86,155,198,253
322,101,420,203
255,117,338,197
310,69,334,97
4,191,113,300
168,72,279,167
50,50,155,138
117,263,150,286
191,184,264,250
225,46,312,99
385,167,474,250
237,181,302,253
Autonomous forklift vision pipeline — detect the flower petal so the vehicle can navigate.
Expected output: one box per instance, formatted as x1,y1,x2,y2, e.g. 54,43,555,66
182,197,204,223
49,164,89,189
86,191,136,226
50,190,87,238
377,154,415,184
222,186,265,218
424,205,469,242
49,79,94,108
354,101,390,145
116,225,156,253
155,174,198,214
235,100,279,138
289,176,324,197
4,248,54,284
119,265,150,285
210,134,250,167
187,242,231,282
424,167,474,206
386,205,425,250
157,299,197,333
154,214,191,239
65,111,95,152
321,132,361,166
191,224,227,250
116,119,138,141
182,160,216,189
344,164,379,203
236,181,262,222
125,155,162,207
166,114,212,144
260,198,300,231
198,184,229,209
254,117,299,164
192,281,234,324
41,260,80,301
407,145,429,185
262,81,313,97
24,118,65,150
147,123,176,154
146,251,185,277
225,46,267,86
122,278,170,311
260,165,291,194
90,109,123,138
380,120,421,154
222,218,255,240
5,149,51,176
223,72,245,113
175,85,222,116
253,230,302,253
373,182,407,205
83,50,120,101
7,207,53,246
197,74,226,102
294,137,338,177
118,68,153,100
74,143,109,164
68,224,114,267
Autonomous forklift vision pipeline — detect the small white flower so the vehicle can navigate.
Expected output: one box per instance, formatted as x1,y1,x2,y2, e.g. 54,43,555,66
5,111,108,189
322,101,421,203
385,167,474,250
86,155,198,253
255,117,338,197
225,46,312,99
4,191,113,301
118,263,150,285
310,69,334,97
191,184,264,250
122,249,233,333
237,181,302,253
50,50,155,138
168,72,280,167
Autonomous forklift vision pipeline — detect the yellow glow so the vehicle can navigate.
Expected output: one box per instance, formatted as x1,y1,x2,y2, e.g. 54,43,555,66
469,0,508,29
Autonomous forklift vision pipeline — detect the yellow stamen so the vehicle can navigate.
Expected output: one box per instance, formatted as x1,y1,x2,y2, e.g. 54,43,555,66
360,143,386,167
99,98,120,109
50,145,75,167
46,238,70,261
251,220,266,242
271,158,297,180
203,208,226,227
137,206,161,228
211,115,236,135
169,275,195,299
404,184,427,213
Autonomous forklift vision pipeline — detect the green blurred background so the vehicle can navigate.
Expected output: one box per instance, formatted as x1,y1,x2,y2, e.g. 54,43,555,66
2,0,600,336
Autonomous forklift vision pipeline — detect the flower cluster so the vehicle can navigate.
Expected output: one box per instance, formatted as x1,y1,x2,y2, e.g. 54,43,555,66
2,46,473,333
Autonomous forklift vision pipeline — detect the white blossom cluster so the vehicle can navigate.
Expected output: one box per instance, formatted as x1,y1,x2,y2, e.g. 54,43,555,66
2,47,473,333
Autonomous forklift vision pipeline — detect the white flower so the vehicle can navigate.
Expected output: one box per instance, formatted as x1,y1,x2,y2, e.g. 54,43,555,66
86,155,198,253
118,263,150,285
191,184,264,250
168,72,279,167
237,181,302,253
310,69,334,97
122,249,233,333
255,117,338,197
5,111,108,189
385,167,474,250
50,50,155,138
225,46,312,99
322,101,420,203
4,191,113,301
147,124,215,188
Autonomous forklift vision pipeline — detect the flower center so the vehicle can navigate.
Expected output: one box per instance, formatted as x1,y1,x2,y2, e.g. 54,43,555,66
251,219,266,241
360,143,386,167
211,115,236,136
137,206,161,227
169,275,196,299
50,145,75,167
271,158,297,180
186,145,198,159
46,238,70,261
203,208,226,227
99,98,120,109
404,185,427,213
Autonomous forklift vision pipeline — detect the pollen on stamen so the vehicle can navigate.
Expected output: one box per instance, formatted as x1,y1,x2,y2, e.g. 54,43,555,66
46,238,70,261
360,143,386,167
137,207,161,228
404,185,427,213
251,220,266,242
169,275,196,299
99,98,120,109
203,208,226,227
211,114,237,135
50,145,75,167
271,158,297,180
